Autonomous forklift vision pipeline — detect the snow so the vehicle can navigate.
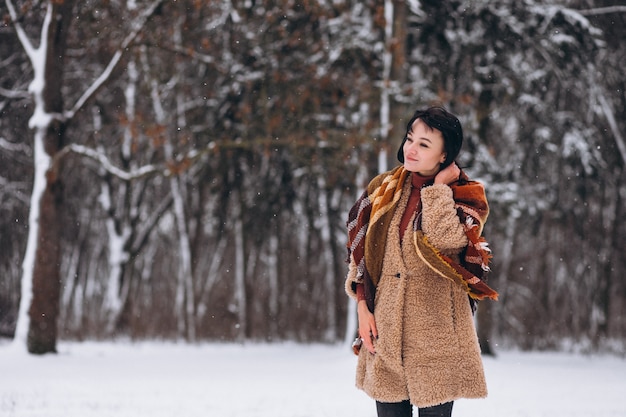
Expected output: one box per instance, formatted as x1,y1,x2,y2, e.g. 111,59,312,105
1,341,625,417
12,136,49,349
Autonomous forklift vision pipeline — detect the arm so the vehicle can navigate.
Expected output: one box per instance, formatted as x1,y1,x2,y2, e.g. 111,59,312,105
357,297,377,355
421,164,467,253
344,259,377,354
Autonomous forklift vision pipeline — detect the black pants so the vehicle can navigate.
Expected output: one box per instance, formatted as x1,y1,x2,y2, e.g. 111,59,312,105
376,400,453,417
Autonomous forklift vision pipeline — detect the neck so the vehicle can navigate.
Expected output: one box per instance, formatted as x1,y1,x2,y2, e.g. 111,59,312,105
411,172,435,189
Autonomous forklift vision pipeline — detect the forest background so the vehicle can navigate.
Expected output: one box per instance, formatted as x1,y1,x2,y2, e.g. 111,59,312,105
0,0,625,355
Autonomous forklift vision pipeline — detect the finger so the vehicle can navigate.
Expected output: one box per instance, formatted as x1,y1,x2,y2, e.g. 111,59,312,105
363,335,376,354
370,320,378,339
368,320,378,354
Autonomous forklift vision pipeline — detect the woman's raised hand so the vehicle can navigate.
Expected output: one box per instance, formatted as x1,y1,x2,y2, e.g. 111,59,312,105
434,162,460,185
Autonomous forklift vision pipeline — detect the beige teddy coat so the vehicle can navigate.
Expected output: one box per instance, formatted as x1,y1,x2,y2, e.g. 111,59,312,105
345,177,488,408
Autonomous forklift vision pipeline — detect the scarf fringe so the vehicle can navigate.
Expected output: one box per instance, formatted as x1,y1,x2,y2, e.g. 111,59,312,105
414,231,498,301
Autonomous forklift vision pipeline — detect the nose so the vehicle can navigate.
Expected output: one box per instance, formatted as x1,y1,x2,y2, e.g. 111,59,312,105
405,141,417,156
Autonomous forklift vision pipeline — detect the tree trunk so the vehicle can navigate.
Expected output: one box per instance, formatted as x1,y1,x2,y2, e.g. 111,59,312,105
169,158,196,341
474,88,498,355
28,135,64,353
389,0,408,162
233,189,247,342
267,231,279,339
170,17,196,342
379,0,408,171
317,174,337,342
17,0,75,354
476,300,495,356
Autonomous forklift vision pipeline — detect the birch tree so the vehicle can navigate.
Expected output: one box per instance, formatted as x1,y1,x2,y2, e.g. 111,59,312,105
142,49,197,341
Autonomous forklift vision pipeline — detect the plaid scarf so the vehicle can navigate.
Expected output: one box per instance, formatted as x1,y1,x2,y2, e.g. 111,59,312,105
346,166,498,312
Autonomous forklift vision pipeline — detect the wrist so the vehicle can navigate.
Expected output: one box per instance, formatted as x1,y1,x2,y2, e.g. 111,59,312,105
355,283,366,301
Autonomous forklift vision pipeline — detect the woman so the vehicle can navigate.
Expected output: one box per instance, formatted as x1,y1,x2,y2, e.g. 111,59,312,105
345,106,498,417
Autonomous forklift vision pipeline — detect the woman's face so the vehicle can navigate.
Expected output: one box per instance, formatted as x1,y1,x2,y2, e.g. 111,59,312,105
402,119,447,176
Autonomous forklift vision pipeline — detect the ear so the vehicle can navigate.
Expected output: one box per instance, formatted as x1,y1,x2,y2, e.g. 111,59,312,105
440,154,447,164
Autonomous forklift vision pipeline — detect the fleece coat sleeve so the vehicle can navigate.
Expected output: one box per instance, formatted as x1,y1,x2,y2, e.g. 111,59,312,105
419,184,467,253
344,257,361,301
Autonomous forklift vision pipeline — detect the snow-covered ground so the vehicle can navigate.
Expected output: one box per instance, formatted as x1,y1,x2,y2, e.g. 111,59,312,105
1,341,625,417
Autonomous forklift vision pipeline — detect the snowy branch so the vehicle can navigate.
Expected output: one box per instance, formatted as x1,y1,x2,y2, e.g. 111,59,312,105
64,0,165,121
0,86,29,99
54,136,338,188
577,6,626,16
597,95,626,165
59,144,166,181
0,175,31,205
5,0,54,132
0,138,32,155
129,193,173,258
57,143,212,181
145,42,217,65
4,0,39,61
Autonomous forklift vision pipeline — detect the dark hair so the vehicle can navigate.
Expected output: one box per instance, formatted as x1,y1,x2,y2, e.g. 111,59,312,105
397,106,463,169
